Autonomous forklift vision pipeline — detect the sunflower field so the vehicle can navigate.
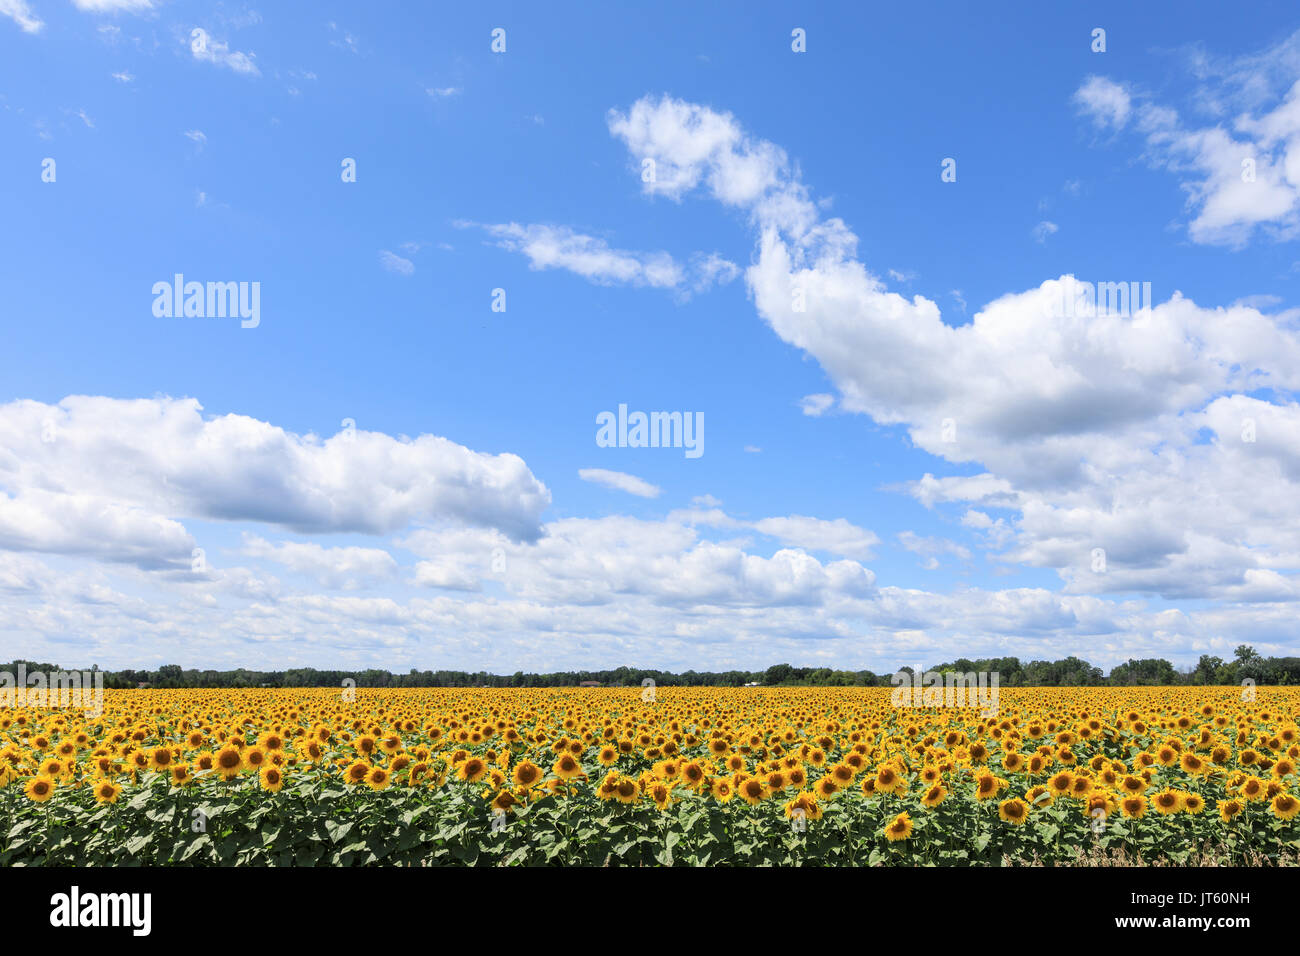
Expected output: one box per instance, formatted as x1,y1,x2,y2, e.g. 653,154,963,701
2,686,1299,866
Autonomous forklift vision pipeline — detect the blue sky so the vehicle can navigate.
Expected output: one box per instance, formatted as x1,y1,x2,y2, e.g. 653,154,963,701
4,1,1300,674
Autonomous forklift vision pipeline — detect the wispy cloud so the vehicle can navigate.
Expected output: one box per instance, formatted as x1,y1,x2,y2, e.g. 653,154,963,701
378,250,415,276
798,393,834,417
1032,220,1059,244
73,0,155,11
189,28,260,77
578,468,662,498
470,221,739,296
1,0,44,34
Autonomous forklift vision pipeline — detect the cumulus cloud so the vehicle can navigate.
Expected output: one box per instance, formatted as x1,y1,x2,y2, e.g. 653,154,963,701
751,516,879,560
1074,33,1300,246
605,94,1300,605
0,397,551,552
241,535,397,590
401,515,875,608
1074,75,1131,129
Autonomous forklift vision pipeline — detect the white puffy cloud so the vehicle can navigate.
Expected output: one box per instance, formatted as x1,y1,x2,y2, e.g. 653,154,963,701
0,396,551,549
751,516,878,560
240,535,398,590
606,94,1300,606
401,514,875,608
1074,34,1300,246
1073,75,1132,129
0,490,194,568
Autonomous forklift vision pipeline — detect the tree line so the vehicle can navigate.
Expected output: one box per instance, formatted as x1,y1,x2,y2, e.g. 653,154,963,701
3,645,1298,689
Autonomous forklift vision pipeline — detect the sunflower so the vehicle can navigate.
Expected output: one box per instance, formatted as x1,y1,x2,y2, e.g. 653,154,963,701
998,798,1029,825
1271,792,1300,821
491,789,519,814
1047,771,1074,796
882,811,913,842
814,775,840,799
1180,752,1206,775
974,771,1000,801
260,766,285,792
459,757,489,782
1151,789,1183,814
344,760,372,785
1025,784,1054,808
1182,792,1206,814
1119,795,1148,819
552,753,583,780
365,766,391,790
650,782,674,810
874,765,900,794
1119,774,1146,795
24,775,55,802
737,776,767,805
93,779,122,803
1240,776,1267,802
511,759,542,788
1218,798,1244,822
214,745,243,779
784,792,823,822
614,776,641,804
680,761,707,789
597,746,618,766
921,783,947,808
